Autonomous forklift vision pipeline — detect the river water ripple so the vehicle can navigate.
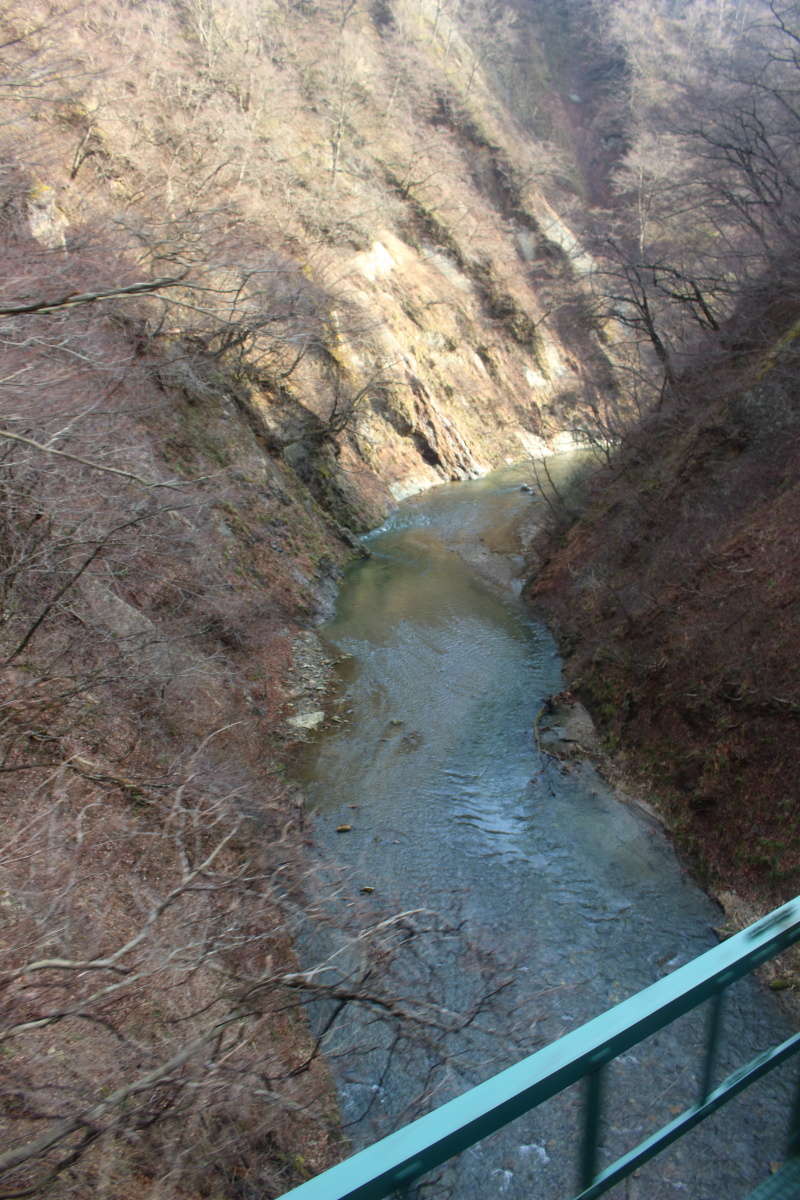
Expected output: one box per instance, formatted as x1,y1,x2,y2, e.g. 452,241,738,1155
298,460,794,1199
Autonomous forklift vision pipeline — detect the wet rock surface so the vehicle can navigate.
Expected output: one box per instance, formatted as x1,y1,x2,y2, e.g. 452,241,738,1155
284,630,336,738
536,691,601,759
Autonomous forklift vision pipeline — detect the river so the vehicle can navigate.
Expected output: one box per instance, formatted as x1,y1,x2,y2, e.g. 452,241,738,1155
296,458,794,1199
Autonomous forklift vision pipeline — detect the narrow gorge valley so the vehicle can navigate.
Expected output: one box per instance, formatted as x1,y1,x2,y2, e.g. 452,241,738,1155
2,0,800,1195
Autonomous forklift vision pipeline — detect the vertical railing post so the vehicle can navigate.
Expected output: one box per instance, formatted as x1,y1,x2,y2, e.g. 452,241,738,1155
580,1064,605,1189
787,1068,800,1157
698,990,724,1106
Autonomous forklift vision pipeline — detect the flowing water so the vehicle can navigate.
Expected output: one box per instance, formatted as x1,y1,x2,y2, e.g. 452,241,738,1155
297,458,794,1199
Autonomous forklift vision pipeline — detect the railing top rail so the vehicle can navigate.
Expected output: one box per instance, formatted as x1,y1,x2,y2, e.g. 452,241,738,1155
279,898,800,1200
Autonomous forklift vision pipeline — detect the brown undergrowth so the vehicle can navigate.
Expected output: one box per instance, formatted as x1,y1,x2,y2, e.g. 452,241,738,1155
529,316,800,909
0,243,357,1193
0,202,520,1195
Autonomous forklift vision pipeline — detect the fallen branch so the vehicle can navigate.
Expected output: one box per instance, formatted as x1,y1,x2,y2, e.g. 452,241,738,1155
0,430,184,489
0,274,188,318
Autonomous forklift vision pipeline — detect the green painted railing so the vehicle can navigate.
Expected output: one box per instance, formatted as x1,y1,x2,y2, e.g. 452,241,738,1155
280,898,800,1200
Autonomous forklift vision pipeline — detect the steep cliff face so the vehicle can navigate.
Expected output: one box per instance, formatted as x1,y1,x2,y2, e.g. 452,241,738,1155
3,0,617,520
529,319,800,904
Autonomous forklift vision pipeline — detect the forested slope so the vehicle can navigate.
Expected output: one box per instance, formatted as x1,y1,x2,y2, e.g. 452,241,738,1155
0,0,614,1194
530,0,800,906
531,314,800,902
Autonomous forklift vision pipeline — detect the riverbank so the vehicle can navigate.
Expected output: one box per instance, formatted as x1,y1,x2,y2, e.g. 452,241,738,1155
413,452,800,1000
296,461,795,1199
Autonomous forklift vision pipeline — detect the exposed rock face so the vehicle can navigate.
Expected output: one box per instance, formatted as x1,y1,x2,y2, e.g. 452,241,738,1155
26,183,68,248
536,693,600,759
260,210,610,517
2,0,621,530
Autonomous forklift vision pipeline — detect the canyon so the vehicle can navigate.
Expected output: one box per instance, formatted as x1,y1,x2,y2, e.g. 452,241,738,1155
2,0,799,1194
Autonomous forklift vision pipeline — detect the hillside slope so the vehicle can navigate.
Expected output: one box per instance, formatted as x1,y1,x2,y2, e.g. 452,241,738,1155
0,0,619,1195
3,0,614,515
529,315,800,904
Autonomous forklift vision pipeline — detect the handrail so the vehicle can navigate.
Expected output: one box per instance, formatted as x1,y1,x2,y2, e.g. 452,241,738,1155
279,898,800,1200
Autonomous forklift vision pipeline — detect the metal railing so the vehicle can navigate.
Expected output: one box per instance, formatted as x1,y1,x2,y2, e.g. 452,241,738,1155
279,898,800,1200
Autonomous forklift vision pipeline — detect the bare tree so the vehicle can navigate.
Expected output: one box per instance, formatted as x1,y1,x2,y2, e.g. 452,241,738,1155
579,0,800,437
0,715,511,1197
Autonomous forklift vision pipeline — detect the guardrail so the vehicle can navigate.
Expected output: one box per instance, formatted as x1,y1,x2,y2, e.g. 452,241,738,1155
279,897,800,1200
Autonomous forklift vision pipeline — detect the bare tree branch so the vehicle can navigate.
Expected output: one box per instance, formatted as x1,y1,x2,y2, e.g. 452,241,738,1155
0,430,185,489
0,275,188,318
